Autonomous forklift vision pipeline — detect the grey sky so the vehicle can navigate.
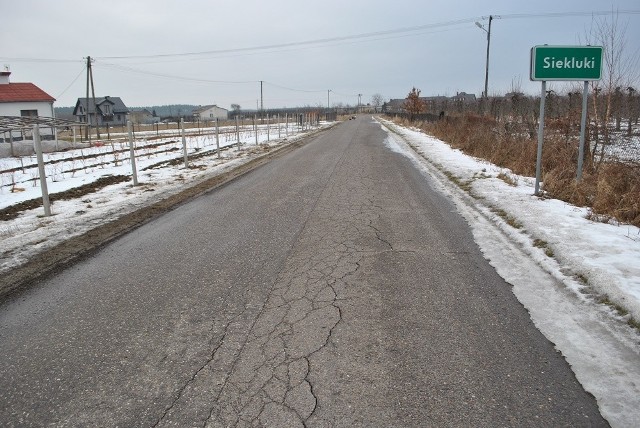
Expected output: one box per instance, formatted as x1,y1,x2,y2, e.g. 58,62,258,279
2,0,639,109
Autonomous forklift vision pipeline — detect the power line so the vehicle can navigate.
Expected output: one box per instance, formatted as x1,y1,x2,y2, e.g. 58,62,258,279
263,81,325,94
4,10,638,64
96,62,258,85
95,25,470,66
55,65,86,99
94,10,640,61
96,17,482,61
0,57,83,64
496,10,640,20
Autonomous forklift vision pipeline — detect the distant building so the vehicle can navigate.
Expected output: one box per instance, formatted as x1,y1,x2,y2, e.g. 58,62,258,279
422,95,449,110
383,92,478,114
193,105,228,121
451,92,477,103
0,70,56,140
73,96,129,126
129,109,158,125
382,99,406,114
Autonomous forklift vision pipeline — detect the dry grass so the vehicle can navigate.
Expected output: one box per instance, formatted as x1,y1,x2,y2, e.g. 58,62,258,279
396,114,640,227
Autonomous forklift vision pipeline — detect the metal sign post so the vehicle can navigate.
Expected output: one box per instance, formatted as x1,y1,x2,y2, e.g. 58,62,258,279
534,81,547,195
530,45,603,195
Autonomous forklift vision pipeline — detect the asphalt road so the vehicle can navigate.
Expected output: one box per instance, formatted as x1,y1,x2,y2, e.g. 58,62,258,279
0,116,607,427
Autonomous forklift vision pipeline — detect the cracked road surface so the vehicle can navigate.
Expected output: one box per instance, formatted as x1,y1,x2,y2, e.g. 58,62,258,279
0,116,607,427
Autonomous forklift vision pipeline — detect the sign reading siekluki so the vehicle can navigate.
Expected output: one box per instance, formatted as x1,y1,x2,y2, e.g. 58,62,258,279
530,45,603,81
530,45,603,196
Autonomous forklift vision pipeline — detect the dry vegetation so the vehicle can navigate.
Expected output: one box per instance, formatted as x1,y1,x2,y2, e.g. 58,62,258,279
395,113,639,227
388,13,640,227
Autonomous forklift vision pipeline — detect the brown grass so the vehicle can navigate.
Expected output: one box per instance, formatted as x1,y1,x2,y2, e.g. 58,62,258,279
395,115,640,227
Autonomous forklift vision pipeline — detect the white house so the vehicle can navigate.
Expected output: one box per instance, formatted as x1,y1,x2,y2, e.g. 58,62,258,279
0,71,56,140
193,105,228,121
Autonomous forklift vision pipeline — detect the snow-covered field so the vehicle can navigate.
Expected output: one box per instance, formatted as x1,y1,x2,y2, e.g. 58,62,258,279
377,117,640,428
0,121,327,273
1,117,638,426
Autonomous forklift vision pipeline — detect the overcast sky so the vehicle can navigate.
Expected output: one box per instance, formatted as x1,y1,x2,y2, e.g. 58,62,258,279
2,0,639,109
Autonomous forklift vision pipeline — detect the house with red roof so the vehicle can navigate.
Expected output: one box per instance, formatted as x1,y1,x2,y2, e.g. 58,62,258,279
0,70,56,140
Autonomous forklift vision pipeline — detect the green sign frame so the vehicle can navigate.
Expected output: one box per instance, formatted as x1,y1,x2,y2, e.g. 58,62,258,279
530,45,603,81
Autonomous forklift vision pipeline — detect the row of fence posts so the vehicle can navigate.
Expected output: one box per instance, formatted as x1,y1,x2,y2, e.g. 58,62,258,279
57,112,321,148
30,113,320,217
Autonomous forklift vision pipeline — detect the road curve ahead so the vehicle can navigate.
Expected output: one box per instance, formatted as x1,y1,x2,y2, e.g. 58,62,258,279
0,116,607,427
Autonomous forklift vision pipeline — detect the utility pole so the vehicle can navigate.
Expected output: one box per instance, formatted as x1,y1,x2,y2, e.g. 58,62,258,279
358,93,362,113
88,56,100,139
260,80,264,121
84,56,100,141
475,15,493,99
85,56,91,141
327,90,331,110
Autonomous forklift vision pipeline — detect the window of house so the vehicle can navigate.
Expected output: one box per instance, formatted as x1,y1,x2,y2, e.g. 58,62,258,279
20,109,38,117
102,104,111,115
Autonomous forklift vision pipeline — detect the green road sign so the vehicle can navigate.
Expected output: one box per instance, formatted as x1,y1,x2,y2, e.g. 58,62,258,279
530,45,603,81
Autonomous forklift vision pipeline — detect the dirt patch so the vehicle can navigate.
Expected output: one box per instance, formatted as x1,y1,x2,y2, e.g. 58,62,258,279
0,130,330,302
0,175,131,221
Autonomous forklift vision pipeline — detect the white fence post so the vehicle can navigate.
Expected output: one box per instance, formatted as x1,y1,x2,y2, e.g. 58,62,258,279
181,118,188,168
215,118,221,159
33,125,51,217
127,121,139,186
235,116,240,150
254,115,258,145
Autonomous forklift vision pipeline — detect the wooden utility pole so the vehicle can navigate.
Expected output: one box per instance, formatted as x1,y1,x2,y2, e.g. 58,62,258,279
88,57,100,139
85,56,91,141
260,80,264,122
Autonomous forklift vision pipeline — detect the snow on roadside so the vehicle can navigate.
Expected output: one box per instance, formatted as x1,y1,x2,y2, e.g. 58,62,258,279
378,118,640,321
377,117,640,428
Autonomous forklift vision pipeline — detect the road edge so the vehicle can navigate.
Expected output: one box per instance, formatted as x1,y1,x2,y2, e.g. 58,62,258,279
0,124,337,302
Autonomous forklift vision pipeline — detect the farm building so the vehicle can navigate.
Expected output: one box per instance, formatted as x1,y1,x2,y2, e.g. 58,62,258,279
129,109,158,125
193,105,228,121
0,70,56,141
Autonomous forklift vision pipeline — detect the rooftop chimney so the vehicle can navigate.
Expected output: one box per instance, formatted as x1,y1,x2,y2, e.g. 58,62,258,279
0,69,10,85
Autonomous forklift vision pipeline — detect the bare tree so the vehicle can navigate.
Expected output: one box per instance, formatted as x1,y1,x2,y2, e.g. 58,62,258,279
371,93,384,113
586,12,640,166
627,86,637,135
